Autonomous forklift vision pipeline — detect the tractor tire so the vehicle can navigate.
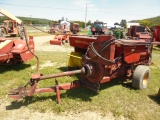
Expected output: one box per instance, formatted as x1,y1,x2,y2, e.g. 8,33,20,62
0,28,6,38
132,65,150,89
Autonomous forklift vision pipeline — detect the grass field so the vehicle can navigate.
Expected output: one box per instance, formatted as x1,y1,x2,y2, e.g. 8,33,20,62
0,43,160,119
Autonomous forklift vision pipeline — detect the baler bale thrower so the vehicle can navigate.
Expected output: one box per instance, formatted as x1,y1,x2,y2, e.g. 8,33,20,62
9,35,156,103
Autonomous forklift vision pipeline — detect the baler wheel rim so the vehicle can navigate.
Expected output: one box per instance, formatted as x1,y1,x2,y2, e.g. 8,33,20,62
132,65,150,90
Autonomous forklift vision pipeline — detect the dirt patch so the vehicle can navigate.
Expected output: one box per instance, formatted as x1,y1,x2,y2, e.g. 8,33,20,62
33,36,74,52
31,61,57,70
0,100,126,120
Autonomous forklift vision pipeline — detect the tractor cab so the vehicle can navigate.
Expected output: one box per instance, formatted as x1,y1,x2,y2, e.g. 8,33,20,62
1,20,19,36
3,20,18,34
49,22,59,33
91,21,107,35
70,23,80,34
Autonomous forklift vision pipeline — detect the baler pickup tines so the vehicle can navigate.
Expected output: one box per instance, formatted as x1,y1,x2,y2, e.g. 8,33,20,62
8,86,27,100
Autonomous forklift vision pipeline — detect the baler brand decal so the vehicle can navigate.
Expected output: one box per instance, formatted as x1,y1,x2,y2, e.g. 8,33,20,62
75,40,90,45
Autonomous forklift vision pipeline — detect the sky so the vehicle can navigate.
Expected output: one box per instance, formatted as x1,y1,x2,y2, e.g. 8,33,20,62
0,0,160,26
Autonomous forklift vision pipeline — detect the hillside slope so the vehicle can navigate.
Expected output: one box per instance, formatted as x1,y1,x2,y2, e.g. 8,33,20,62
0,16,51,24
130,16,160,28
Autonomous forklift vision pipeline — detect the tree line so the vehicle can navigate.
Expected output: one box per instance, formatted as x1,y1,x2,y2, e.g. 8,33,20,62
1,15,160,29
0,16,93,28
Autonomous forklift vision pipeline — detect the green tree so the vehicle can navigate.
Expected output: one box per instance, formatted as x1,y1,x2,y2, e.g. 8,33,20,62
140,20,151,27
86,20,93,26
120,19,127,29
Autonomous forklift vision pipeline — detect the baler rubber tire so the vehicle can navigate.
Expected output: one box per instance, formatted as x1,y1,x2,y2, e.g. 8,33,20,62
132,65,150,90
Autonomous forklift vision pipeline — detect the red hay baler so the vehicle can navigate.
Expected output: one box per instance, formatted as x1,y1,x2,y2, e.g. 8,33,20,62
9,35,153,103
0,36,34,64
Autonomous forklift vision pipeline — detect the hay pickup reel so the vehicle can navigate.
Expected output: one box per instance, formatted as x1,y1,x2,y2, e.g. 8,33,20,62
9,35,157,103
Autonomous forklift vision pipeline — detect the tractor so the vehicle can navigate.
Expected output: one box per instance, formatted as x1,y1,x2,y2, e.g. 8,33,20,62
70,22,80,34
91,21,107,35
49,22,59,34
0,8,24,38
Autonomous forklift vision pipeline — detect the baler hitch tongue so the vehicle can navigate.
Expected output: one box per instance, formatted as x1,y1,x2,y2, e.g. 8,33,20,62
8,86,27,100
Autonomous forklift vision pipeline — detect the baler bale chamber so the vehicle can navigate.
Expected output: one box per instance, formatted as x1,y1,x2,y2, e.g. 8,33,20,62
8,35,152,103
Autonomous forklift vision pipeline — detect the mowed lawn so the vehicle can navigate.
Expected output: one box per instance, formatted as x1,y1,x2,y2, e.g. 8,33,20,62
0,44,160,120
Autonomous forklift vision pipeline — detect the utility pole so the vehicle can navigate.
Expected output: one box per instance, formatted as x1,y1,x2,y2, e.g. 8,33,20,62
85,3,87,29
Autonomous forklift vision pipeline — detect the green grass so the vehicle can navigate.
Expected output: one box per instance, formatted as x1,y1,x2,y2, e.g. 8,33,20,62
1,47,160,120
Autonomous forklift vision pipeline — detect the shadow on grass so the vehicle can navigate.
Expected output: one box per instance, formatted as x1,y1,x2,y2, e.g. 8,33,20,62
100,77,133,91
148,95,160,105
58,66,81,72
153,46,160,51
0,63,31,74
6,96,56,110
6,87,96,110
58,66,81,78
6,77,133,110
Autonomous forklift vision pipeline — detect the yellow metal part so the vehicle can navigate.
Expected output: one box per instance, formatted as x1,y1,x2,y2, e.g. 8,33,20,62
68,52,82,68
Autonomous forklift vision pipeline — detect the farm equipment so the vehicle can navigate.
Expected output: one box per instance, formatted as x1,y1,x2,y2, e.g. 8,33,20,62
153,26,160,42
9,35,153,103
0,35,34,64
127,25,151,40
49,22,59,34
68,35,115,68
50,33,70,45
0,8,24,38
153,25,160,96
70,22,80,34
59,20,70,33
91,21,107,35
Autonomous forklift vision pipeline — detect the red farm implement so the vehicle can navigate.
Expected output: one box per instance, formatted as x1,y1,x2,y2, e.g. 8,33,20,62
0,36,34,65
50,33,70,45
9,35,154,103
127,25,151,40
153,26,160,43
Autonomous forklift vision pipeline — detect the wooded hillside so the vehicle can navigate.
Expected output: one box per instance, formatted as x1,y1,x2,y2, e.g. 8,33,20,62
130,16,160,28
0,16,87,28
0,16,51,24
